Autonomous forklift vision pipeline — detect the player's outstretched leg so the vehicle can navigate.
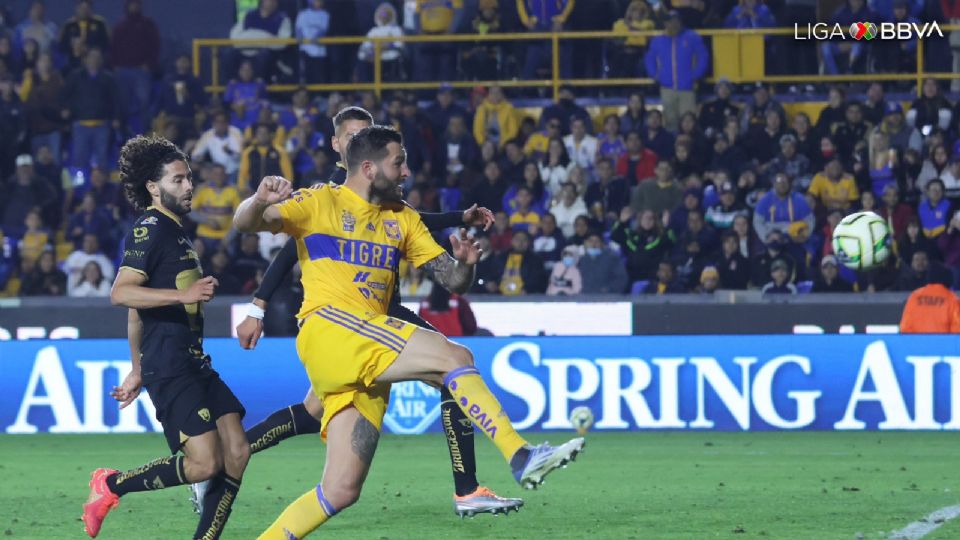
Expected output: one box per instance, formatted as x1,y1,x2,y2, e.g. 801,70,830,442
82,431,222,538
376,328,584,491
389,303,523,515
191,392,322,513
259,407,375,539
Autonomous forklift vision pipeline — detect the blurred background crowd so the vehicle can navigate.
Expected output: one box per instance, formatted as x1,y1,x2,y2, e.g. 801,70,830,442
1,0,959,301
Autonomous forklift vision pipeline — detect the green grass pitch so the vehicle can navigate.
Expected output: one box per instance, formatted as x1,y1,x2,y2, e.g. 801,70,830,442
1,432,958,539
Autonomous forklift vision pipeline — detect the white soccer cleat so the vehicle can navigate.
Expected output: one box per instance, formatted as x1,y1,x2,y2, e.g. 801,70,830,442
188,480,210,514
453,486,524,517
512,438,585,490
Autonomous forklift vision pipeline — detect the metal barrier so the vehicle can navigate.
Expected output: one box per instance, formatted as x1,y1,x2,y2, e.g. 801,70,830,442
193,26,960,100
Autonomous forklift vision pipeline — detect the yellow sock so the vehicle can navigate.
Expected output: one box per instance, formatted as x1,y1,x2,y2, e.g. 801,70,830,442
444,366,527,462
258,485,337,540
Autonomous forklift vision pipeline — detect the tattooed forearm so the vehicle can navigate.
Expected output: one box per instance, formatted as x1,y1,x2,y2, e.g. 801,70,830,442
422,254,475,294
351,416,379,465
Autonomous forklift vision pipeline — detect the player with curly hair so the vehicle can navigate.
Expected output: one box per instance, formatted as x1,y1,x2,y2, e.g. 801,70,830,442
81,135,249,540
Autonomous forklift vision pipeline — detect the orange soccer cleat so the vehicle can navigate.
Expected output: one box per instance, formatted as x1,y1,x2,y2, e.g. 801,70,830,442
81,468,120,538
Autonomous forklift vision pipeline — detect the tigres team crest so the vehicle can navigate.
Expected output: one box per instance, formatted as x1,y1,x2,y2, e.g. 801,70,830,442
342,210,356,232
384,220,401,240
198,408,211,422
384,317,405,330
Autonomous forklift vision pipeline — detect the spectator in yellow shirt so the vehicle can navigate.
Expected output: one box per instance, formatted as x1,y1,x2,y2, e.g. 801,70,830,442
808,157,859,211
414,0,463,83
473,85,519,148
523,118,561,159
611,0,655,78
237,123,294,195
192,163,241,252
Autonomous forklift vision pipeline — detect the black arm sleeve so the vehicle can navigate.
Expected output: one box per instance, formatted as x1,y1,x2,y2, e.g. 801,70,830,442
253,238,298,303
419,211,463,232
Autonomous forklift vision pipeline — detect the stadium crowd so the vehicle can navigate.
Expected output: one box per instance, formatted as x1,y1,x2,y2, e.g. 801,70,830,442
1,0,959,299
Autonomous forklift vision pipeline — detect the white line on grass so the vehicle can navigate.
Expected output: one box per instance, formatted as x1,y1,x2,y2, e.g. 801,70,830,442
887,504,960,539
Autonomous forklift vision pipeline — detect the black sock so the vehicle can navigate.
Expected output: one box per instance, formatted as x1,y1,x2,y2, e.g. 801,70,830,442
193,473,241,540
106,455,187,496
440,386,479,496
247,404,321,454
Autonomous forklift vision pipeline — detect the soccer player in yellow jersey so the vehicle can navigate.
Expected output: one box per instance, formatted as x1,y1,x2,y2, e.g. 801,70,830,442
234,126,584,539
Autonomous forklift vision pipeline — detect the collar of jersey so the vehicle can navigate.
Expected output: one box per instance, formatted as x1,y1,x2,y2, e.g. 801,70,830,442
147,205,183,226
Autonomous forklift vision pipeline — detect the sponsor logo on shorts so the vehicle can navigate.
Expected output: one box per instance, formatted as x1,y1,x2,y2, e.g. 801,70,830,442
198,408,211,422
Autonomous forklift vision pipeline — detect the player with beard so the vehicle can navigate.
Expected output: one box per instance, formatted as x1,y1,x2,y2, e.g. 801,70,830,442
81,135,249,539
188,106,520,518
234,126,584,538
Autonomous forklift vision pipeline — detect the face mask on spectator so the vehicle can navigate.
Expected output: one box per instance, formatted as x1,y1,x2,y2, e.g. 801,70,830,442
585,247,602,258
562,255,576,267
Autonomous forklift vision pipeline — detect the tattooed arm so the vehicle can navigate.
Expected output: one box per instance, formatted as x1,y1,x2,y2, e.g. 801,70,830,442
422,253,475,295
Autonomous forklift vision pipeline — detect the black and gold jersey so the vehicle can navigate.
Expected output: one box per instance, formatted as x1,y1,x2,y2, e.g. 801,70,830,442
119,206,208,384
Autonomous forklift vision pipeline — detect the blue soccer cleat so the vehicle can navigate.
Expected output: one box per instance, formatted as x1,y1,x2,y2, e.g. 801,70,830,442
512,438,585,490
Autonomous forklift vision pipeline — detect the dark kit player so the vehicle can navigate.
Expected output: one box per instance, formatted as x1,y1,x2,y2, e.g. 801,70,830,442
81,136,249,539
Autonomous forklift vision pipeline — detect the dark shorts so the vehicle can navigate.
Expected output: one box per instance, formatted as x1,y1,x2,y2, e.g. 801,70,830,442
387,302,437,332
145,370,246,454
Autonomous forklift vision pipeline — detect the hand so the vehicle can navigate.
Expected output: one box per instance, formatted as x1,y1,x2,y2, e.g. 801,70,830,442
450,228,482,265
180,276,218,304
619,206,635,223
524,17,538,30
236,316,264,350
255,176,294,206
110,370,142,409
462,204,495,231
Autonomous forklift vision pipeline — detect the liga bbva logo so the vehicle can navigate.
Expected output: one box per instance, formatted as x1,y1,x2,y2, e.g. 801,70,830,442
794,21,943,40
383,381,441,435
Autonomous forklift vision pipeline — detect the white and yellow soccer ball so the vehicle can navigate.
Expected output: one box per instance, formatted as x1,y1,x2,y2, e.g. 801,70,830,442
569,406,594,435
831,211,891,271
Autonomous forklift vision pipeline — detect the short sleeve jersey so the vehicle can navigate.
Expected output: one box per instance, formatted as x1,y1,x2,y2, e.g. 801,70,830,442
119,206,208,383
276,184,446,319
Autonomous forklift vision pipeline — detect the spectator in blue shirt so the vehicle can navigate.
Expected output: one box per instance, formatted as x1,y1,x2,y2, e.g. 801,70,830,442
518,0,575,80
285,115,325,181
229,0,293,82
753,172,815,241
644,11,708,132
223,60,267,131
821,0,876,74
724,0,776,29
918,178,952,238
877,1,920,73
296,0,330,83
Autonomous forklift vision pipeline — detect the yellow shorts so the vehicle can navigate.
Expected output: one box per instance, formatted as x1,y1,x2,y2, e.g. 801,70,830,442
296,304,418,441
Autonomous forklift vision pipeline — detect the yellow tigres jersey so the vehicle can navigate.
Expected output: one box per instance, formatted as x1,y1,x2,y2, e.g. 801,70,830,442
276,183,446,319
193,185,241,240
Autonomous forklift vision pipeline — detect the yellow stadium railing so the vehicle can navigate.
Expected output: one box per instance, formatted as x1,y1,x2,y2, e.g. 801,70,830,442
192,26,960,101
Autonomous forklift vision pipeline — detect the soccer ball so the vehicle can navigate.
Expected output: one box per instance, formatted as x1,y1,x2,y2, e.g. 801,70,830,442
569,406,594,435
831,211,891,271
